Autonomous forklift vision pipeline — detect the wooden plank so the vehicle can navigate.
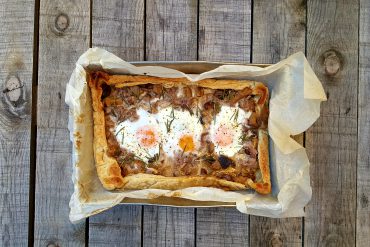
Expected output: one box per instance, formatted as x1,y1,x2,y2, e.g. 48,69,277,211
198,0,251,62
146,0,198,60
249,1,305,246
143,1,197,246
89,205,142,246
305,0,358,246
0,0,34,246
196,208,249,246
252,0,306,63
34,0,90,246
89,1,144,246
357,0,370,246
92,0,144,60
143,207,195,247
196,1,251,246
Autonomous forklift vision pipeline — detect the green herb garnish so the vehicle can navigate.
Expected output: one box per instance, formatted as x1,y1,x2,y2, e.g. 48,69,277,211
229,108,239,122
147,144,161,164
165,108,176,132
238,133,250,145
115,126,125,144
181,144,188,157
213,102,221,124
202,155,216,164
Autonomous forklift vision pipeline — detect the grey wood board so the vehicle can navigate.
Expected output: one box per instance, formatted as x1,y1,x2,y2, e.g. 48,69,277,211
196,208,249,246
357,0,370,246
34,0,90,246
196,0,251,246
0,0,34,246
146,0,198,61
89,205,142,247
89,0,144,246
143,1,197,246
198,0,252,62
305,0,358,246
143,206,195,247
250,0,305,246
92,0,145,61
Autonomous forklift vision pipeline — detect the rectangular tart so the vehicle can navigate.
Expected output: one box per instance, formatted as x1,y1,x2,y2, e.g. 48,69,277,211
88,71,271,194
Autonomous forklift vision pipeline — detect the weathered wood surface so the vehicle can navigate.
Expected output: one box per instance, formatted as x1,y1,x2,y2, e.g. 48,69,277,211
250,1,305,246
305,0,358,246
89,0,144,245
0,0,34,246
196,1,251,246
357,0,370,246
196,208,249,246
34,0,90,246
92,0,144,60
89,205,142,246
198,0,251,62
143,206,195,247
146,0,198,61
0,0,369,246
143,1,198,246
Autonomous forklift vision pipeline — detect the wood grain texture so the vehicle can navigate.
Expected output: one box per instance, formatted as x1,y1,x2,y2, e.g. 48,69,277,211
252,0,306,63
305,0,358,246
198,0,252,62
0,0,34,246
92,0,144,60
34,0,90,246
357,0,370,246
196,1,251,246
250,1,305,246
89,0,144,245
196,208,248,246
146,0,197,60
143,207,195,247
143,1,197,246
89,205,142,247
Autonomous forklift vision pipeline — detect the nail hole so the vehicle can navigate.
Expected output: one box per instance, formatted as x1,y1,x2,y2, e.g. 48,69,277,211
345,107,350,114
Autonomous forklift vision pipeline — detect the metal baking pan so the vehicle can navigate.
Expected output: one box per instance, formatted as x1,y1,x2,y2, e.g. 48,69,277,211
120,61,269,208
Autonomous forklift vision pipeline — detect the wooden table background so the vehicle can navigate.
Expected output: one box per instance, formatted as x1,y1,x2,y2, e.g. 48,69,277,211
0,0,369,246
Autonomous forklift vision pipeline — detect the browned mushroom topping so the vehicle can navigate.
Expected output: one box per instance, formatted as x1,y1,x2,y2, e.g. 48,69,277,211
218,155,235,169
99,79,268,184
229,87,252,105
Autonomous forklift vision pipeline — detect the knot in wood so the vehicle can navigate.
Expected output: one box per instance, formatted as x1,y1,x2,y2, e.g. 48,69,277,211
323,50,341,76
2,74,27,118
4,76,22,101
269,233,284,247
55,13,69,32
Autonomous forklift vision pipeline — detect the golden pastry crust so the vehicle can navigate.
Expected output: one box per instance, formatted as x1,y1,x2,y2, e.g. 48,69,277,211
88,72,270,193
120,174,247,191
247,130,270,194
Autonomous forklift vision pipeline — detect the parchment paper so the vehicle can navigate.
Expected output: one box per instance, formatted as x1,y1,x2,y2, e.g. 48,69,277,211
65,48,326,222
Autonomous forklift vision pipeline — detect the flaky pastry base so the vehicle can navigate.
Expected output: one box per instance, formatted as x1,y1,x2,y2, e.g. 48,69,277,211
88,72,271,194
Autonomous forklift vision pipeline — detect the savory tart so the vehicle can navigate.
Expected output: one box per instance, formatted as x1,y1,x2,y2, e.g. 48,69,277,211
88,71,271,194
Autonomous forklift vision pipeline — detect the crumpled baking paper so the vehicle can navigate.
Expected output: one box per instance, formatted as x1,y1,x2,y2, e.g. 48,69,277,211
65,48,326,222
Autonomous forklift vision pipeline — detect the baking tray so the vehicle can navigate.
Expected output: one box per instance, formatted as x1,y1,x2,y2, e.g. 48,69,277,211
120,61,270,208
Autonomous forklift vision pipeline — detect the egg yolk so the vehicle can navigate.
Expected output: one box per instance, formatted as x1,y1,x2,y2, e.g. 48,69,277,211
178,135,195,152
214,125,234,146
136,126,157,147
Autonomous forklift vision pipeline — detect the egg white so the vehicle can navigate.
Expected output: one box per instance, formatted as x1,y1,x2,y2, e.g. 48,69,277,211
114,104,247,161
209,105,251,157
157,107,203,157
115,108,160,163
